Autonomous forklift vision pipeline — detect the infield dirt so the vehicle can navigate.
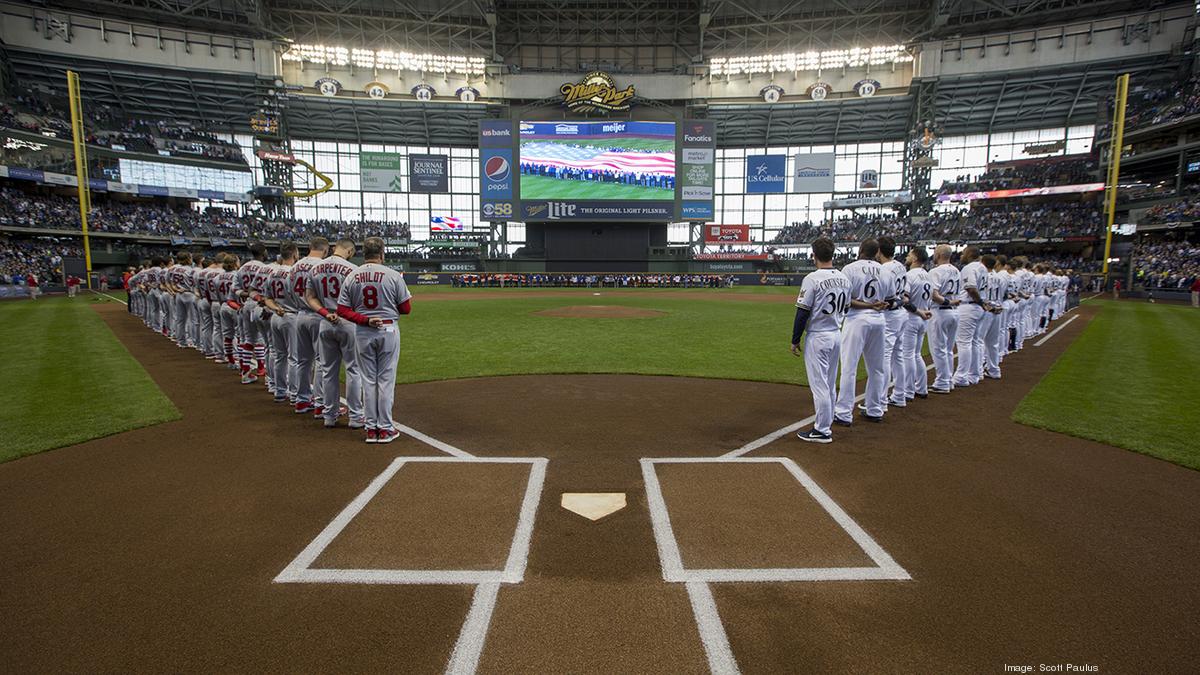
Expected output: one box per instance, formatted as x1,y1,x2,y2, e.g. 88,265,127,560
0,302,1197,673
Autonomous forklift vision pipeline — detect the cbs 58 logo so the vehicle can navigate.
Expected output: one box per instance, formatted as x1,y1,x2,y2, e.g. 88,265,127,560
482,202,513,218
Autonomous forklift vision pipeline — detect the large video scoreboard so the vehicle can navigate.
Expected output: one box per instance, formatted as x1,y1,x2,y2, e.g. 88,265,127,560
478,118,715,223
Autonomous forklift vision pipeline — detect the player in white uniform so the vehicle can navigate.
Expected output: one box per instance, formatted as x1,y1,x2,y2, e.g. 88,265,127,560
335,237,413,443
875,236,909,410
998,256,1019,359
953,246,989,387
893,246,933,405
260,244,298,403
980,254,1007,380
835,239,893,424
286,238,328,408
233,244,269,384
926,245,961,394
790,237,850,443
1013,258,1034,350
309,239,363,425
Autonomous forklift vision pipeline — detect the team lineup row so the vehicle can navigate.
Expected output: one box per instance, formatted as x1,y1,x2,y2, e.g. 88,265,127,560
126,237,413,444
790,236,1074,443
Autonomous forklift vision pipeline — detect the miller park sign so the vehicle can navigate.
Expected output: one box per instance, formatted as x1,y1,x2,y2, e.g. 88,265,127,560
560,71,635,113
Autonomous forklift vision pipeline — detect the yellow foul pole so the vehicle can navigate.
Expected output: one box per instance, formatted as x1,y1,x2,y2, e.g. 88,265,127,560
1101,73,1129,276
67,70,93,289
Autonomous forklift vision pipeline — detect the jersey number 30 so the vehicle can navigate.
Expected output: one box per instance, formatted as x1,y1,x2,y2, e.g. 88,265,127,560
821,291,849,315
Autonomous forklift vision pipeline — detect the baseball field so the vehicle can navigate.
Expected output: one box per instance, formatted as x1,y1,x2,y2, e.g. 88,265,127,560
1,289,1197,673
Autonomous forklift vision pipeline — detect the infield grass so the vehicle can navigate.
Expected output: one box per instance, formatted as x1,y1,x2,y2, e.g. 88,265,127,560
0,293,179,463
1013,300,1200,470
398,287,827,385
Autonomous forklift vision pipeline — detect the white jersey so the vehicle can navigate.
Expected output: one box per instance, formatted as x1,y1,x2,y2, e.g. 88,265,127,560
905,267,934,311
928,263,961,303
338,263,412,321
1016,269,1034,297
795,268,851,333
958,261,988,303
986,270,1008,305
881,259,907,310
841,259,893,315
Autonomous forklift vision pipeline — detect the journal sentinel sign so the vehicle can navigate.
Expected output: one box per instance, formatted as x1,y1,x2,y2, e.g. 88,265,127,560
745,155,787,193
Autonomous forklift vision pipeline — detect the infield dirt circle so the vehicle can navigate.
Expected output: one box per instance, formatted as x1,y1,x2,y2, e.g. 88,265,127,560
533,305,666,318
0,301,1197,673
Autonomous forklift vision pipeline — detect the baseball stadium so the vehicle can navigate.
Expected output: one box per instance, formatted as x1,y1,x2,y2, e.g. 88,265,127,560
1,1,1199,673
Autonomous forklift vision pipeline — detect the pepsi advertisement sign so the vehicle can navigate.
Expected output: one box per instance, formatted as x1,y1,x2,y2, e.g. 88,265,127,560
481,148,513,199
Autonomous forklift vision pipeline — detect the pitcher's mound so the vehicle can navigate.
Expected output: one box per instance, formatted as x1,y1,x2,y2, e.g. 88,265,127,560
534,305,665,319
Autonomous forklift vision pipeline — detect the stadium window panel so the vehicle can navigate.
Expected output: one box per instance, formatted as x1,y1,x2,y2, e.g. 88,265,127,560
834,173,857,192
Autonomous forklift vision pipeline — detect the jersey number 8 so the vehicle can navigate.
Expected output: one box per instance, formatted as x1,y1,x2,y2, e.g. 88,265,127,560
363,285,379,309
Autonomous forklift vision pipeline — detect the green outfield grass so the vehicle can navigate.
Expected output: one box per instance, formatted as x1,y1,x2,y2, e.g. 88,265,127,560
519,174,674,201
1013,300,1200,470
0,294,179,463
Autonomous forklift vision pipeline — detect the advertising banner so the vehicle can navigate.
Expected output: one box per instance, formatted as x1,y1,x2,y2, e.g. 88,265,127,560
479,120,513,148
745,155,787,193
823,190,912,209
521,200,673,221
693,253,771,261
681,119,716,221
704,224,751,244
408,154,448,193
792,152,835,193
360,151,403,192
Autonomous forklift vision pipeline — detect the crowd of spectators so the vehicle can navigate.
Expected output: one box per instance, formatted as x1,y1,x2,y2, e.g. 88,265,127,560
1133,239,1200,289
0,189,412,242
1,88,246,164
452,273,734,288
1141,185,1200,224
1096,75,1200,139
770,202,1102,245
937,156,1097,194
0,238,80,285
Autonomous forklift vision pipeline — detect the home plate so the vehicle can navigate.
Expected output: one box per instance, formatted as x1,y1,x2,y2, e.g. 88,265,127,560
561,493,626,521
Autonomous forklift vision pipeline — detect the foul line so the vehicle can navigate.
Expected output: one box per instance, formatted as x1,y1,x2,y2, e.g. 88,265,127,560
446,582,502,675
89,289,128,305
721,361,934,459
1034,315,1078,347
396,423,476,458
686,581,740,675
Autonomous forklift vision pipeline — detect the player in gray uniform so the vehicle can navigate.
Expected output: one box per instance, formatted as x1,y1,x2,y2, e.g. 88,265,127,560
287,238,329,409
790,237,850,443
835,238,894,424
216,254,241,368
927,245,961,394
261,244,298,403
335,237,412,443
199,257,223,360
893,246,933,405
233,244,269,384
875,236,909,409
953,246,989,387
146,258,168,337
168,252,197,349
308,239,361,424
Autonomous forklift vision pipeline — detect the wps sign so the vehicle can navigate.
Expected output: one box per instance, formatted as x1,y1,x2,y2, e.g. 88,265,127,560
746,155,787,193
360,152,403,192
793,152,835,193
408,154,448,193
704,224,750,244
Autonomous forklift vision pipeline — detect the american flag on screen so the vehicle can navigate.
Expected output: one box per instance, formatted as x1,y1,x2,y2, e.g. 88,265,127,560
430,216,463,231
521,142,676,176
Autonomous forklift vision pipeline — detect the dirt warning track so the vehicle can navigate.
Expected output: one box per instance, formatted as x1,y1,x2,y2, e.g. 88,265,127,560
0,302,1197,673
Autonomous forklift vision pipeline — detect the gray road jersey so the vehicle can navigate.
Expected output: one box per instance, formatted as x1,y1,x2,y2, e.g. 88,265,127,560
285,256,322,312
308,255,358,312
338,263,413,321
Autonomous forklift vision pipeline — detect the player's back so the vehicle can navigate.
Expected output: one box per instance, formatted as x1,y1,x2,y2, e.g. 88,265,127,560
309,255,357,311
906,267,934,311
958,261,988,302
339,263,412,321
841,259,888,313
882,259,907,301
236,259,266,293
929,263,960,300
285,256,321,311
796,268,850,332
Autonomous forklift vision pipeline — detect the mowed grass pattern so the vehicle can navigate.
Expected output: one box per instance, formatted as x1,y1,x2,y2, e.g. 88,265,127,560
0,295,179,462
1013,300,1200,470
397,291,807,385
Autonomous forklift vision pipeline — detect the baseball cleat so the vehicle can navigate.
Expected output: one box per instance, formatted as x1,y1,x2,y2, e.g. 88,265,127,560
930,387,951,395
833,417,853,427
375,429,399,444
915,393,928,399
888,400,907,408
861,413,884,423
273,395,288,403
294,402,315,414
348,420,365,430
240,374,258,385
323,418,338,429
317,404,348,419
796,429,832,444
365,429,378,444
984,374,1002,380
309,406,325,418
